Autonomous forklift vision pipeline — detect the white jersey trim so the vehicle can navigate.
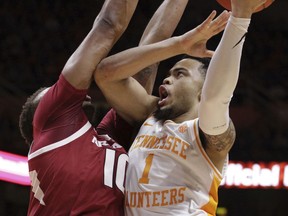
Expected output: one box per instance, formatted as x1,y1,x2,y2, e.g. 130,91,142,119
28,121,92,160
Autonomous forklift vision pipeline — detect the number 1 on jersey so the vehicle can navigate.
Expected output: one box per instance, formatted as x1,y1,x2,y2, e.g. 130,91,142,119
139,154,154,184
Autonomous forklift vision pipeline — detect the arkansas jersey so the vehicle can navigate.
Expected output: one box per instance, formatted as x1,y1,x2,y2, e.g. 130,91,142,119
27,74,128,216
125,116,228,216
97,109,134,151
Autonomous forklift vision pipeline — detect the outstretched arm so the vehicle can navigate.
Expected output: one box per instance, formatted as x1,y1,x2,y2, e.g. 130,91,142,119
199,0,268,171
61,0,138,89
133,0,189,94
95,11,230,125
96,1,189,146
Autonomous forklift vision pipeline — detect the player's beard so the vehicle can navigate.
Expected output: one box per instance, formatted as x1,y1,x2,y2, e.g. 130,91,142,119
154,106,177,121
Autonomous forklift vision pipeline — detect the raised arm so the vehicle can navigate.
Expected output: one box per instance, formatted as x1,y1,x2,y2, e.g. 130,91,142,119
95,11,230,125
133,0,189,94
96,0,189,142
198,0,268,171
61,0,138,89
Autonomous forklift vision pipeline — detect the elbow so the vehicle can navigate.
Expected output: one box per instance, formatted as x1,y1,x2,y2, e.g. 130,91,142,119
200,90,233,106
95,16,127,37
91,17,125,42
95,0,138,34
94,61,114,86
95,57,123,88
94,2,136,38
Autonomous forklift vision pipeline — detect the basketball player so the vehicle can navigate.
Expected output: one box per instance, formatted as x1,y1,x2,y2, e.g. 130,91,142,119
95,0,267,215
18,0,192,215
97,0,191,151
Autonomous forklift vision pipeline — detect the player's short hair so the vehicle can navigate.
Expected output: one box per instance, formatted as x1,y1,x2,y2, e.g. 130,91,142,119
19,87,48,146
181,55,211,78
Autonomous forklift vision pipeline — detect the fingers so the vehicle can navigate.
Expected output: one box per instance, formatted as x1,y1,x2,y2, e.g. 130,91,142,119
201,10,217,29
213,21,229,36
195,10,217,35
210,10,230,29
205,10,229,37
213,10,230,26
198,10,229,34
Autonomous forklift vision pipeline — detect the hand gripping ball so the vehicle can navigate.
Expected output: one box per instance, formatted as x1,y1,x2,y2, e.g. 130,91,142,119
216,0,275,13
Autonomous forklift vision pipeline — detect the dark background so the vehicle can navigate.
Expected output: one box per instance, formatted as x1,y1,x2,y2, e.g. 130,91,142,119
0,0,287,215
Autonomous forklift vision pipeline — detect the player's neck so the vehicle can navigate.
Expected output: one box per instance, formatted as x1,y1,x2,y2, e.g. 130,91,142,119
171,109,198,124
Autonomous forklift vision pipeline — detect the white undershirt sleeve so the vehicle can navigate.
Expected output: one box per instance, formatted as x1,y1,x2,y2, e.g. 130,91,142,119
199,16,251,135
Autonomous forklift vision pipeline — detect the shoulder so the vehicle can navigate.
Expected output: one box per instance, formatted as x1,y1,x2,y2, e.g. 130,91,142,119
199,119,236,172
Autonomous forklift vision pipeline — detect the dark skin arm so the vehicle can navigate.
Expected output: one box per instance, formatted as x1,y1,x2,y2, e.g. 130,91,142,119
62,0,138,89
95,11,230,125
133,0,189,94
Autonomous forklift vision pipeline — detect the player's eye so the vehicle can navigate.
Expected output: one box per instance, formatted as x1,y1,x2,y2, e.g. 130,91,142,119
176,70,185,77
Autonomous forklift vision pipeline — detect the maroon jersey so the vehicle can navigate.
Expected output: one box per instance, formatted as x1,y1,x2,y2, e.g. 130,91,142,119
28,75,128,216
97,109,134,151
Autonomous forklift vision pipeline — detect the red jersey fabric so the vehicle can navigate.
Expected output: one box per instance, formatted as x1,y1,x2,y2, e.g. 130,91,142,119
97,109,134,151
28,74,128,216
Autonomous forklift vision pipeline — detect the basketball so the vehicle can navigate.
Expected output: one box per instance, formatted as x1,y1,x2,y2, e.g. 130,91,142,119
216,0,274,13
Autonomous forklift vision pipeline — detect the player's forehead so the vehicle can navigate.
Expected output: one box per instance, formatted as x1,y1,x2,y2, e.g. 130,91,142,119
170,58,202,74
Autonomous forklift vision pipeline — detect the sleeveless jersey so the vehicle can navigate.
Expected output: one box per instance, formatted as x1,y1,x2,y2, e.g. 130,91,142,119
125,116,228,216
27,75,128,216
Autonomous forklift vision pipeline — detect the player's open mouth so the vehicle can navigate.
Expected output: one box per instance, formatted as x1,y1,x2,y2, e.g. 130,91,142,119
158,85,169,107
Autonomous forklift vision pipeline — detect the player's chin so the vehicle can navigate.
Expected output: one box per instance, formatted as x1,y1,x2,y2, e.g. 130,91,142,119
154,106,173,121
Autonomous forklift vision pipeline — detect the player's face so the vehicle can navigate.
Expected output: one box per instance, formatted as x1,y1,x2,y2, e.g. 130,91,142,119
155,58,204,121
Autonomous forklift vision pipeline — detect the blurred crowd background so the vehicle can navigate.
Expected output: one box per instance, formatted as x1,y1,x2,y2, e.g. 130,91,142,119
0,0,287,215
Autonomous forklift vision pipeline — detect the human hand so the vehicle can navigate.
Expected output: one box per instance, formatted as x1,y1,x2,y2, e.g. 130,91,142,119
178,10,230,58
231,0,268,18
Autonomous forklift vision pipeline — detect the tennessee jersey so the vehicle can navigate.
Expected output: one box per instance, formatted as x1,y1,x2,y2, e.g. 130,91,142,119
28,75,128,216
125,116,228,216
